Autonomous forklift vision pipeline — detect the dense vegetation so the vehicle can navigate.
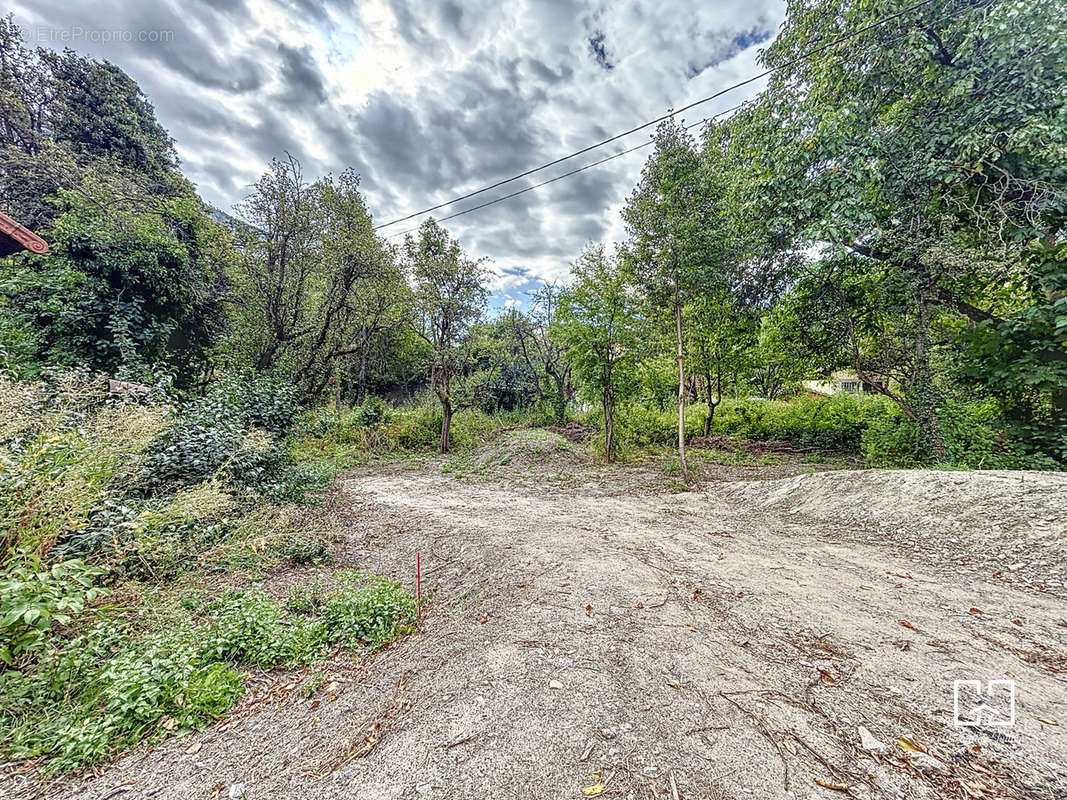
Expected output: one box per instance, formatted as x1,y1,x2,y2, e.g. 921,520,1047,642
0,0,1063,774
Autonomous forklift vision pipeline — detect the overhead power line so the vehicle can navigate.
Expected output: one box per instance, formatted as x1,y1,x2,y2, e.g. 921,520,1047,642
373,0,938,232
383,105,741,240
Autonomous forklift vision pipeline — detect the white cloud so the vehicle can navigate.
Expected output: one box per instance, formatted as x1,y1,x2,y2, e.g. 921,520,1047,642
11,0,786,291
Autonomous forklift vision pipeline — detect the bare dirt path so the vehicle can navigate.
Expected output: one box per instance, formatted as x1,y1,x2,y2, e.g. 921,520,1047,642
26,449,1067,800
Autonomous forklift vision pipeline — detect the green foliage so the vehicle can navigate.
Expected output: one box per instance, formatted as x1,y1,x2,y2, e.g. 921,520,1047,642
0,573,415,772
292,399,509,460
0,374,168,554
138,374,298,491
861,401,1062,470
274,530,333,566
404,217,490,453
320,570,417,649
0,556,108,664
0,16,181,229
227,160,410,401
1,181,226,385
714,395,892,451
556,246,643,460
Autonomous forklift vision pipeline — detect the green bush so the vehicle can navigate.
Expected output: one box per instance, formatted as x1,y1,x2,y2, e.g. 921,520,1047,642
0,556,109,663
859,413,929,468
0,574,416,772
138,374,298,491
602,395,891,454
861,400,1061,470
294,399,512,457
712,394,890,450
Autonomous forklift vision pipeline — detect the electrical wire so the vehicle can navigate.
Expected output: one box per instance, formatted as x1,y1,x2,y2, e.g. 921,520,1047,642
373,0,940,231
383,105,741,240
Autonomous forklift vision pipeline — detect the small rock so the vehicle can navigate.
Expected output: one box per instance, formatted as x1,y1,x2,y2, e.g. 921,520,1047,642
858,726,889,755
549,680,564,690
908,751,950,776
228,784,246,800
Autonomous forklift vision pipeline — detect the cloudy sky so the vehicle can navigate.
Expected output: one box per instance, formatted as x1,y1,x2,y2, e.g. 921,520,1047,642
12,0,784,306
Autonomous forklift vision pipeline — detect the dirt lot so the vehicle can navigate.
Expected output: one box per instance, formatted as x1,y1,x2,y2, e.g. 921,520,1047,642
13,433,1067,800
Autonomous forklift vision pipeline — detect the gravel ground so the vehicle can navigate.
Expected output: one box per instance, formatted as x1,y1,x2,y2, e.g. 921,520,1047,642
8,443,1067,800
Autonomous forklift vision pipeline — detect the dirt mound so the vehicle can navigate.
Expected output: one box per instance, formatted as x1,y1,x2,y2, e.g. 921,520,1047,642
474,427,589,470
717,468,1064,530
714,468,1067,595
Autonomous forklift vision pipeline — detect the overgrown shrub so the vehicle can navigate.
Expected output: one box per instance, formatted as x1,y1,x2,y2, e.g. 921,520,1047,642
861,400,1061,470
321,570,417,649
293,400,509,459
0,374,167,553
0,575,416,772
138,374,298,491
712,394,891,450
0,556,108,663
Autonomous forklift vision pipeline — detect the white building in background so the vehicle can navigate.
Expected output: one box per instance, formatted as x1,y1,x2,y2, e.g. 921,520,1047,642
801,370,888,397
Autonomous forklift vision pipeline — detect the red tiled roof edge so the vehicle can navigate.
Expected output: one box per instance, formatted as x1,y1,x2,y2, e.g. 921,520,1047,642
0,210,49,254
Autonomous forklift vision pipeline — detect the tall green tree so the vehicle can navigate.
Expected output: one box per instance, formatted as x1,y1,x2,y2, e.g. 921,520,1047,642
686,290,756,434
229,158,407,399
737,0,1067,458
504,285,575,423
0,16,182,229
557,245,641,460
0,179,227,383
624,119,722,476
405,218,488,453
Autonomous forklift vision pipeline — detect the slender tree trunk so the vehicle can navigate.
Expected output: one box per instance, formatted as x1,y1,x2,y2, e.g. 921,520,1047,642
703,371,713,437
603,389,615,461
440,394,453,454
673,278,687,477
553,384,567,424
914,289,948,461
356,340,369,403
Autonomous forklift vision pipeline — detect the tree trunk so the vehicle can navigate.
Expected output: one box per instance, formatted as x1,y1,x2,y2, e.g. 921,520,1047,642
703,371,720,437
551,372,568,424
603,390,615,461
356,333,369,403
440,395,453,454
674,279,688,477
914,289,948,461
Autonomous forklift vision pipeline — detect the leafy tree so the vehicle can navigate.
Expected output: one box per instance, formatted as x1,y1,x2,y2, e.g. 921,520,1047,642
503,285,575,423
737,0,1067,458
404,219,488,453
686,290,756,434
557,246,641,460
748,301,823,400
624,119,722,475
0,16,182,229
228,158,408,399
480,311,544,412
0,179,227,382
0,15,222,384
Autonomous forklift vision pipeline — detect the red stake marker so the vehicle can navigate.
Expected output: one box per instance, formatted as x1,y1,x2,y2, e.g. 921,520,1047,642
416,549,422,620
